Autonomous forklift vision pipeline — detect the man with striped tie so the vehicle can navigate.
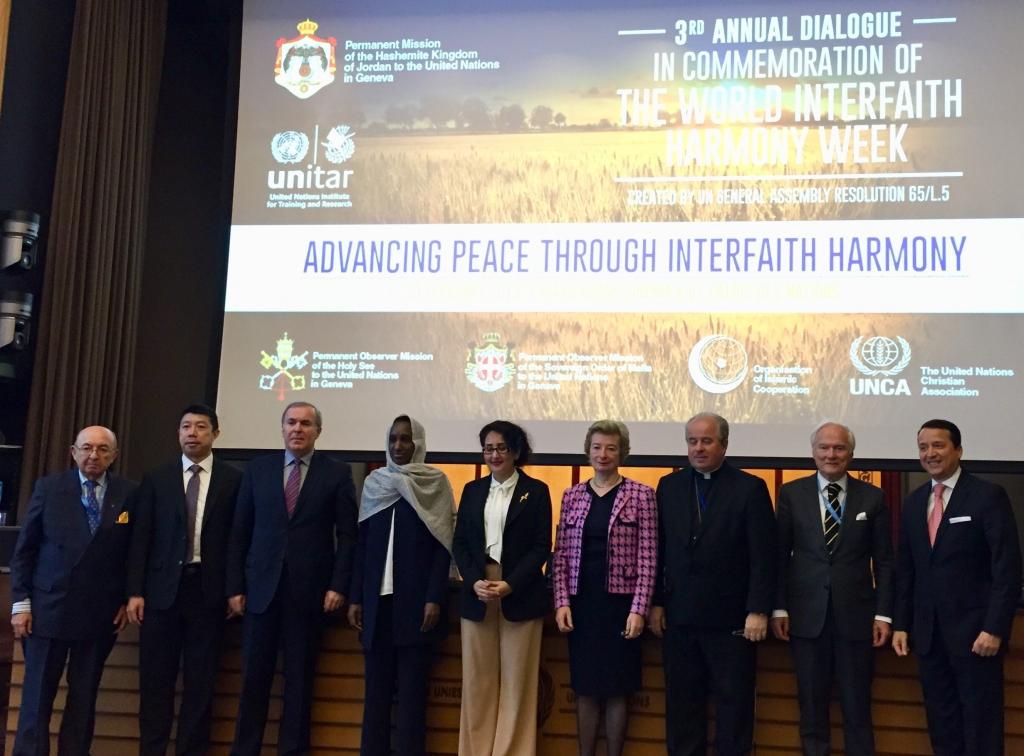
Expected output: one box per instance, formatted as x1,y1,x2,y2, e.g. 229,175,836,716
771,421,894,756
227,402,357,755
894,419,1021,756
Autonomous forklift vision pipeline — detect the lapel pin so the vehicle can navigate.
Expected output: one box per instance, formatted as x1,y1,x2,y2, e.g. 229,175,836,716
519,492,529,503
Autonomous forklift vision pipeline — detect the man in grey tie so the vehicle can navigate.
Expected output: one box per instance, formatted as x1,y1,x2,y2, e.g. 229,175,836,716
771,421,893,755
9,425,136,756
126,405,242,755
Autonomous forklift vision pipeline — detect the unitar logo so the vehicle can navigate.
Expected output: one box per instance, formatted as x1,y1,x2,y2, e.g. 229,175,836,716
849,335,911,396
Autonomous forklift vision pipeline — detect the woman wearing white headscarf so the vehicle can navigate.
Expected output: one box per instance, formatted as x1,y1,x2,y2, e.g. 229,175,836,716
348,415,455,756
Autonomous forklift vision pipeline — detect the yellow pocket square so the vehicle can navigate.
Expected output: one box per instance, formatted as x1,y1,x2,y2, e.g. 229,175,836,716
116,511,130,524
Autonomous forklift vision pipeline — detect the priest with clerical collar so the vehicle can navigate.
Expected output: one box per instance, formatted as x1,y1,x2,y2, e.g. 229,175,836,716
649,412,777,756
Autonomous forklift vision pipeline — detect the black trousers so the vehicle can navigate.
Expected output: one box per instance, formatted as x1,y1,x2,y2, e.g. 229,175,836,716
918,622,1005,756
359,597,433,756
14,632,117,756
139,566,225,756
231,577,324,756
790,610,875,756
663,624,756,756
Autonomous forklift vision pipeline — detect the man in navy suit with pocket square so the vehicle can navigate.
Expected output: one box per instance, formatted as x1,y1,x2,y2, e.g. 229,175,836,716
893,419,1021,756
9,425,137,756
227,401,357,756
771,421,894,756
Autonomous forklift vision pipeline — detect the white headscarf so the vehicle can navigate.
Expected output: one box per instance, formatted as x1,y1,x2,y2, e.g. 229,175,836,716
359,415,455,553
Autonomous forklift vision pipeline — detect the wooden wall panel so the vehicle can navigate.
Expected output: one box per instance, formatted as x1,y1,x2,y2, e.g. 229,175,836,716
9,606,1024,754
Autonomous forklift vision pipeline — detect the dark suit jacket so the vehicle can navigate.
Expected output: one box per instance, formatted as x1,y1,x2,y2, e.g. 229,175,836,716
452,471,552,622
126,457,243,610
10,470,137,640
349,497,450,650
894,470,1021,656
775,474,894,641
654,462,776,628
226,451,357,614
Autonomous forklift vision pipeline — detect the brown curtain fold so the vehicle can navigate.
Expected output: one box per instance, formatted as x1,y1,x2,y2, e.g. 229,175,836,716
18,0,167,512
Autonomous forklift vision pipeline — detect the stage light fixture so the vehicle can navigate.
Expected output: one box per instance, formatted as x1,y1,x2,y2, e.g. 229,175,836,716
0,292,32,349
1,211,40,270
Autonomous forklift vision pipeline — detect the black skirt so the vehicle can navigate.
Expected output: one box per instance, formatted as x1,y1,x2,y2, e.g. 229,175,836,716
567,484,642,697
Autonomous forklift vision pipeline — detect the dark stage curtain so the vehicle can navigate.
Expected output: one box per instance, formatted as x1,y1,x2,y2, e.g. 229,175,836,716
19,0,167,510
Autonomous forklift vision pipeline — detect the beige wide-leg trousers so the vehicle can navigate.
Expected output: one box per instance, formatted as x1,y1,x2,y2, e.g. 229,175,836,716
458,563,544,756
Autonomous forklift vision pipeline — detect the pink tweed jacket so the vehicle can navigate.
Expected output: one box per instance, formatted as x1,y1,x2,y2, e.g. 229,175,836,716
552,478,658,616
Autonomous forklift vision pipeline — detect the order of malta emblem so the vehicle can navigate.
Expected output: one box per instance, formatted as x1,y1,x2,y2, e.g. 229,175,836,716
465,332,516,392
259,332,308,399
274,19,336,100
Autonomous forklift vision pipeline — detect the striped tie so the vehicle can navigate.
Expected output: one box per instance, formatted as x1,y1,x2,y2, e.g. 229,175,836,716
284,459,302,519
824,482,842,554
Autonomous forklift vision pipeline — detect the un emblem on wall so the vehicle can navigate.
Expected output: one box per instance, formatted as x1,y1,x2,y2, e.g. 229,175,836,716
849,336,912,377
687,334,749,394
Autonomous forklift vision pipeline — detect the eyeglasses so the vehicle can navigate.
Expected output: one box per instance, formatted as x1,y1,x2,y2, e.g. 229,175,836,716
73,444,115,456
482,444,510,456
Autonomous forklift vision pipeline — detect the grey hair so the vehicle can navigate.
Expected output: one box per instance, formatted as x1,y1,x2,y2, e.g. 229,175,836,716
685,412,729,446
810,420,856,452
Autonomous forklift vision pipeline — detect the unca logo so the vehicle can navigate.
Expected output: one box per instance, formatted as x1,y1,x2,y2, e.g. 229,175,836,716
849,336,911,377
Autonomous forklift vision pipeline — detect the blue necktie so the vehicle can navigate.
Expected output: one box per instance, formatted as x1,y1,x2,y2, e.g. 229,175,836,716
84,479,101,534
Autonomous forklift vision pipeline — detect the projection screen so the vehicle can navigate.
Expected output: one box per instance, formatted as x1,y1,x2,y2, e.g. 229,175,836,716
216,0,1024,460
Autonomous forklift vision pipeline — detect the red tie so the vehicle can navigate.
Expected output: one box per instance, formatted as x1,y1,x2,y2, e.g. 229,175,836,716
928,483,945,546
285,460,302,519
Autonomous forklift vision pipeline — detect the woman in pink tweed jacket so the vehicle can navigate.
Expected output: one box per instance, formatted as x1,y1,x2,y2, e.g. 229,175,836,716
551,420,657,756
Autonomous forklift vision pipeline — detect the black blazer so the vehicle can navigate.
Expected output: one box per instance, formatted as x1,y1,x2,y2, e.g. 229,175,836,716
654,462,776,628
10,470,137,640
775,474,894,641
126,457,242,610
227,451,357,614
349,498,450,650
452,471,552,622
895,470,1021,656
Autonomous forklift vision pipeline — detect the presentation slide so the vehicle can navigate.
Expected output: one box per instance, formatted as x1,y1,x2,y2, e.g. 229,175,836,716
216,0,1024,460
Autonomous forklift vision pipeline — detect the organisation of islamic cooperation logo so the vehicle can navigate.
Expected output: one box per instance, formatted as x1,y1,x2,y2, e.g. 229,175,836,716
259,332,308,399
466,333,515,392
271,125,356,165
274,19,336,99
849,336,912,376
688,334,749,394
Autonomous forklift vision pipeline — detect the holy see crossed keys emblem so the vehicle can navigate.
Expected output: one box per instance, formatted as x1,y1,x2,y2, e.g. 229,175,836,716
259,332,308,399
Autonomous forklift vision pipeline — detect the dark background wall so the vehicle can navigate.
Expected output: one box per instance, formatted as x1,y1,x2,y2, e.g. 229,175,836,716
127,0,240,478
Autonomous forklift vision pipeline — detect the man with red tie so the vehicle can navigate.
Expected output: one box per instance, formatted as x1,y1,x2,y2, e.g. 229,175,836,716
227,402,357,755
893,419,1021,756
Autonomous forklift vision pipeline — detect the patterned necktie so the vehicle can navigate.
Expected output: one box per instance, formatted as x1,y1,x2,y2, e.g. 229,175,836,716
84,479,102,534
185,464,202,562
285,459,302,519
824,482,842,554
928,483,945,547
